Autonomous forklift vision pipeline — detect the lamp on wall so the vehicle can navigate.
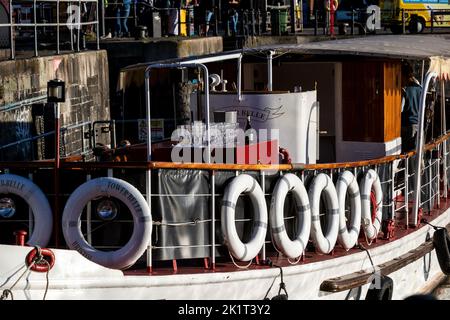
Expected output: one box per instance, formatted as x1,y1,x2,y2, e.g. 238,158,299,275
47,78,65,246
47,79,66,103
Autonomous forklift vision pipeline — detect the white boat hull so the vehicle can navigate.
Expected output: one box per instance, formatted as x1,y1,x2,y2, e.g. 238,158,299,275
1,211,448,300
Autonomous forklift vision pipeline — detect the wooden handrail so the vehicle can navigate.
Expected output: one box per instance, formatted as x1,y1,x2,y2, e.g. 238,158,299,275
3,132,450,172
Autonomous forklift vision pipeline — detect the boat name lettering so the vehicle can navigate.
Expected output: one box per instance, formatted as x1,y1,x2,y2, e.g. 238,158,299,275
71,240,93,260
106,182,143,215
0,179,25,191
222,105,285,122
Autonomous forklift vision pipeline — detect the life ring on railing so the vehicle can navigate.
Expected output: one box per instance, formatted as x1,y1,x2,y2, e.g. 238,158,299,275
221,174,267,261
309,173,340,254
336,171,361,250
0,174,52,247
270,173,311,258
25,247,55,273
360,169,383,242
433,228,450,275
62,177,152,270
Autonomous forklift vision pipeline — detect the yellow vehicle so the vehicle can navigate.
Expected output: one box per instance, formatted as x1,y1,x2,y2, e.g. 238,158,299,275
380,0,450,33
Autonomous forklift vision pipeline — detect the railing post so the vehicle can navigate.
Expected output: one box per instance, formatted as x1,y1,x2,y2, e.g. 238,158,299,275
351,9,355,35
96,0,100,50
33,0,38,56
77,0,81,51
70,1,74,51
437,145,440,208
391,161,395,220
210,170,216,270
28,173,34,236
441,80,448,198
260,170,266,262
428,156,432,212
405,158,409,228
86,173,92,244
57,0,60,54
431,10,434,34
9,0,14,60
101,0,105,37
314,10,318,36
402,9,405,34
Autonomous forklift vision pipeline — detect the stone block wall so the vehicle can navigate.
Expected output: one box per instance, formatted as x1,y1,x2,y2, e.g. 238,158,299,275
0,50,110,160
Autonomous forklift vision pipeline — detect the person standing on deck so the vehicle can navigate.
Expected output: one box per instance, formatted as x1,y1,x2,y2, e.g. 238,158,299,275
401,62,422,153
115,0,133,37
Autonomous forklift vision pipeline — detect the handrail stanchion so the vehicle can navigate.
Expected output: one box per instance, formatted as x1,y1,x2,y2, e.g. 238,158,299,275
77,0,81,51
405,158,409,228
412,71,438,227
314,9,318,36
261,170,266,262
70,1,74,51
391,161,395,220
402,9,405,34
210,170,216,270
57,0,60,54
351,9,354,35
34,0,38,56
86,173,92,244
101,0,105,36
441,80,448,198
431,10,434,34
96,0,100,50
9,0,14,60
437,144,440,208
144,67,153,274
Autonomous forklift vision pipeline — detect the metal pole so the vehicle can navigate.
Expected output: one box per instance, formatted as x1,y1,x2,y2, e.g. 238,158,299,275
437,144,440,208
237,54,242,101
267,50,273,91
54,102,61,246
101,0,105,36
86,174,92,244
28,173,34,236
290,0,296,34
210,170,216,269
261,170,266,262
77,0,81,51
329,0,335,37
96,1,100,50
314,9,318,36
441,80,447,198
70,1,74,51
412,71,438,227
351,9,354,35
144,70,152,274
57,0,60,54
405,158,409,228
34,0,38,56
402,9,405,34
9,0,14,59
391,161,395,220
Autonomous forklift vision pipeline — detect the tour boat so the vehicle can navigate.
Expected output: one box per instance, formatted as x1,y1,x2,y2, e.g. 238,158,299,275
1,35,450,300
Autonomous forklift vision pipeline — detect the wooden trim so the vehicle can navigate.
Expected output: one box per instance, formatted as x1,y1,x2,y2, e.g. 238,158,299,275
319,224,450,293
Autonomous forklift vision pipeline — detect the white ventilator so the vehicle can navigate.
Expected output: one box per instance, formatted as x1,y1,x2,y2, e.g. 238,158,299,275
309,173,340,254
336,171,361,250
62,177,152,270
360,169,383,241
270,173,311,258
221,174,267,261
0,174,53,247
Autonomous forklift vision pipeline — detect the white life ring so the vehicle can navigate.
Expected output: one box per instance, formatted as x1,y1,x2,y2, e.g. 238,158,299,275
309,173,339,254
0,174,52,247
62,177,152,270
360,169,383,241
221,174,267,261
269,173,311,258
336,171,361,250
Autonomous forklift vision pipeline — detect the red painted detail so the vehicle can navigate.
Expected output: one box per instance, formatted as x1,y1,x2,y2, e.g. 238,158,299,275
14,230,27,246
204,258,209,269
172,259,178,273
211,263,216,271
255,255,260,265
417,208,423,227
25,248,55,272
382,219,396,240
370,190,378,223
146,266,152,274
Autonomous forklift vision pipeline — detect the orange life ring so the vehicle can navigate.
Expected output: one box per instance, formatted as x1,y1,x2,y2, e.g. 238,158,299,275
25,247,55,272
